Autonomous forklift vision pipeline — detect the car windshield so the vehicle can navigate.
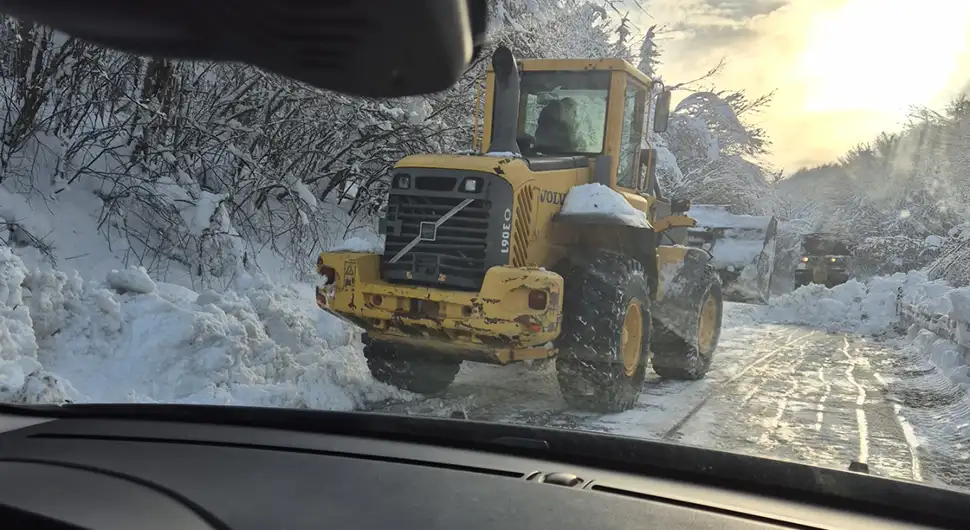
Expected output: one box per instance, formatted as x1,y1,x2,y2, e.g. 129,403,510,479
5,0,970,503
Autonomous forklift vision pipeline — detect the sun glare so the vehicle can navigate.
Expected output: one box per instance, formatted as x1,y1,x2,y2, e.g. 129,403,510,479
798,0,970,114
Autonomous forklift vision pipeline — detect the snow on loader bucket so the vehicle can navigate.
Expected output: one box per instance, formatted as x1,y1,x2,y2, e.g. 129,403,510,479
686,205,778,304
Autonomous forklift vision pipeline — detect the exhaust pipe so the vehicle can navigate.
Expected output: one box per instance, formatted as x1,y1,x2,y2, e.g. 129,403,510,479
488,46,520,155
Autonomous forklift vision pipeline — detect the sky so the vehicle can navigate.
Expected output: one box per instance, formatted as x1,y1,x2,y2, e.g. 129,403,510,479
631,0,970,172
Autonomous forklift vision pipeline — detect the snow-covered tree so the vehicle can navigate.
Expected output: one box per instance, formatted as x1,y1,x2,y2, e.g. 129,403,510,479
0,2,641,287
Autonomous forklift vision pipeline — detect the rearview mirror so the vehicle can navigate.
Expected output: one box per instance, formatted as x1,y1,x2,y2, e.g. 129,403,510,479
0,0,487,97
654,89,672,133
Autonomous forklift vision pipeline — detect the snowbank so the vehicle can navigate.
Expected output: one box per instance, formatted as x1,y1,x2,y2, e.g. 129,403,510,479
560,184,650,228
765,269,970,338
762,272,930,335
896,270,970,354
0,246,405,408
0,247,78,403
905,326,970,389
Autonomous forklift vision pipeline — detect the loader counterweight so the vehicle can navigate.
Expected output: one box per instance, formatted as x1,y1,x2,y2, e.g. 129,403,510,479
316,252,563,364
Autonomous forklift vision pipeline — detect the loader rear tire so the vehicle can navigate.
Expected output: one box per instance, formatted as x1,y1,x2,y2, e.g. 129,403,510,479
652,264,722,380
362,336,461,395
556,251,650,413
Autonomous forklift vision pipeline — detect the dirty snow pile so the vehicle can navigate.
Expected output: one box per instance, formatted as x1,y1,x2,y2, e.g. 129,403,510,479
762,271,942,335
0,246,404,407
903,325,970,389
560,184,650,228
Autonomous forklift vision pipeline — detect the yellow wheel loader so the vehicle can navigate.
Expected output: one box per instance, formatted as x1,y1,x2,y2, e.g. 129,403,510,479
315,46,724,412
794,233,852,289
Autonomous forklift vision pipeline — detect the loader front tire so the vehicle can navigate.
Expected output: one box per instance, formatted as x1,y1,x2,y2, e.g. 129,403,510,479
362,336,461,395
556,251,650,413
652,264,723,380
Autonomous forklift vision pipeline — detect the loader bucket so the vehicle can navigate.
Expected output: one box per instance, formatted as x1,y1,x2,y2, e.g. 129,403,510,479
686,205,778,304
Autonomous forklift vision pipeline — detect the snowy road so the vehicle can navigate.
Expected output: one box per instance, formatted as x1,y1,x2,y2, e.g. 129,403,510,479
5,249,968,490
368,303,928,484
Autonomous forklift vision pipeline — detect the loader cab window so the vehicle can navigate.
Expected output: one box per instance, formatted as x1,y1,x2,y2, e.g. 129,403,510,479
617,81,647,189
519,71,610,155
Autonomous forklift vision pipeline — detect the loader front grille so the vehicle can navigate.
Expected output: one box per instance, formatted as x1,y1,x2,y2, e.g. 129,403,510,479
380,170,514,291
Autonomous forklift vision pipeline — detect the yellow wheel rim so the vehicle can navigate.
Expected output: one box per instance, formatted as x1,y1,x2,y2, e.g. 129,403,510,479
698,294,718,354
621,300,643,377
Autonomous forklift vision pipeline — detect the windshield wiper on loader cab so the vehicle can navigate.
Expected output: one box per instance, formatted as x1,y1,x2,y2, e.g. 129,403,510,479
0,402,966,529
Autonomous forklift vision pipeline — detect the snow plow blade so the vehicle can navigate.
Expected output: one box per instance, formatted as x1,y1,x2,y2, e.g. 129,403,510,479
686,205,777,304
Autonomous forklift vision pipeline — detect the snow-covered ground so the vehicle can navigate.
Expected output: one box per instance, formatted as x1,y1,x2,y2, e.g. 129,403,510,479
367,276,970,489
0,245,407,408
5,179,970,491
761,272,943,335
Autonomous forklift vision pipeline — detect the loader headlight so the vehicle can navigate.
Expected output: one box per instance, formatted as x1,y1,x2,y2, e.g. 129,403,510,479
801,256,808,263
394,174,411,189
830,257,837,263
528,289,548,310
462,177,483,193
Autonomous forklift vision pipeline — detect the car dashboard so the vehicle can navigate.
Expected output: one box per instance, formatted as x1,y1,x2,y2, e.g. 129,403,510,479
0,406,958,530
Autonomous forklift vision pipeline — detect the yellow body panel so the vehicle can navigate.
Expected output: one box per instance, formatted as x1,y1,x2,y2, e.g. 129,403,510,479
619,190,651,217
316,253,564,364
653,214,696,232
396,154,524,174
496,57,654,85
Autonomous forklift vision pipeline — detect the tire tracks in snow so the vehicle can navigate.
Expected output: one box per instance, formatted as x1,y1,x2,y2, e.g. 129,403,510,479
684,331,922,482
366,324,811,433
362,323,923,485
662,329,817,440
753,338,813,449
698,333,820,456
813,365,830,432
840,340,922,482
841,335,870,465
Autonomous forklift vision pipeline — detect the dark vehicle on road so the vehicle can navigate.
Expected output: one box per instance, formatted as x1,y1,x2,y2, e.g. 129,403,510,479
794,232,852,288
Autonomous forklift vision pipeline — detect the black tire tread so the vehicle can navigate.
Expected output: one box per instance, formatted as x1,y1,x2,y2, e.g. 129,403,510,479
652,263,722,380
362,338,461,395
556,251,651,412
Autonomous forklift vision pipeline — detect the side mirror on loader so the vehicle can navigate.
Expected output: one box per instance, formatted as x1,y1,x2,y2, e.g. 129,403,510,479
654,88,672,133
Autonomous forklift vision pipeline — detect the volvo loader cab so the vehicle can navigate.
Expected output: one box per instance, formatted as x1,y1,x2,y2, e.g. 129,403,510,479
315,46,723,412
